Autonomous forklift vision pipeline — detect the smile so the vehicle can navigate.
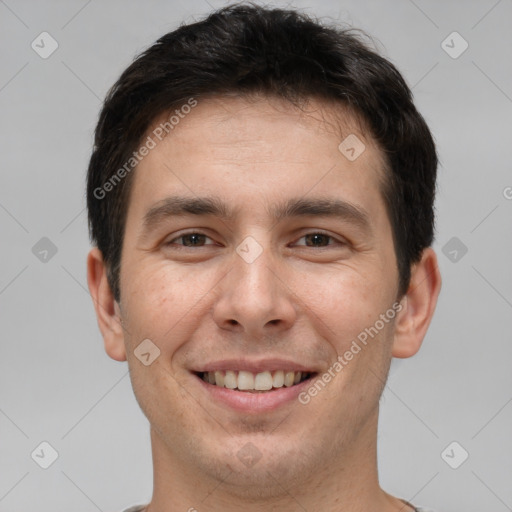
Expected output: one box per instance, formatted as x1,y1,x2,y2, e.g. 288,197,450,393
197,370,313,392
193,367,319,413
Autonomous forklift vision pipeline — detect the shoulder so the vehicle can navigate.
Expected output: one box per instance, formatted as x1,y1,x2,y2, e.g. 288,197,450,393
119,505,147,512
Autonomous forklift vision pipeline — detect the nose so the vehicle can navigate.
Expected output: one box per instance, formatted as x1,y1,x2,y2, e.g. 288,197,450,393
212,237,297,338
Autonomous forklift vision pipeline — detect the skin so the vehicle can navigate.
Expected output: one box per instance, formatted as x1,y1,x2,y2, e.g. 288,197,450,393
87,95,441,512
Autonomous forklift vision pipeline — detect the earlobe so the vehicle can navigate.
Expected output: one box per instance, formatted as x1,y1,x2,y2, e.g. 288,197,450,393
86,248,127,362
392,247,442,358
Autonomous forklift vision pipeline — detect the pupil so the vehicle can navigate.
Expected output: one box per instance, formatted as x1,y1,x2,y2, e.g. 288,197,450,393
184,233,204,246
306,234,328,247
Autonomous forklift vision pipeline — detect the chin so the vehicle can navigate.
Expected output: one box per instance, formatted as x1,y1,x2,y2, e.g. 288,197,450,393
198,435,315,496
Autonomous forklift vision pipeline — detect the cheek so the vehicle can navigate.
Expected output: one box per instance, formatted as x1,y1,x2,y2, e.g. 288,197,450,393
306,269,384,338
306,268,398,387
120,262,185,343
120,260,220,355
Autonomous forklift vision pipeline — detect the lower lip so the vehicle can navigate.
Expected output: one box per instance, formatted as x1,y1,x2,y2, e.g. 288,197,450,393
194,373,316,413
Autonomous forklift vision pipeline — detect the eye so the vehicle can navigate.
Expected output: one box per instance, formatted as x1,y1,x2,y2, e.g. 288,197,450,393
165,231,215,247
293,232,344,248
164,230,345,249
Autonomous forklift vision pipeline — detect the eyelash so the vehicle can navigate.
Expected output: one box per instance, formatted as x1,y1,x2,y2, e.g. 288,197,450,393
165,230,345,249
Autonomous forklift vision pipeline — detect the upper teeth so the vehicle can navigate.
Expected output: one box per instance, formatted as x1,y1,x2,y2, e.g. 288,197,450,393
201,370,307,390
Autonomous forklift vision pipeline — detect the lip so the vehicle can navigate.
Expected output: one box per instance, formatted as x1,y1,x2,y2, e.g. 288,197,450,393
191,357,319,374
192,371,317,413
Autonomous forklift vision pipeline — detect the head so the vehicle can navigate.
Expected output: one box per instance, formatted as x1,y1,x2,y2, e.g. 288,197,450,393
86,3,441,501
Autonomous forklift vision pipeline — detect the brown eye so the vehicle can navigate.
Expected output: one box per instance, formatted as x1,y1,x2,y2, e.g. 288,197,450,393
180,233,207,246
166,232,214,247
294,232,343,248
304,233,331,247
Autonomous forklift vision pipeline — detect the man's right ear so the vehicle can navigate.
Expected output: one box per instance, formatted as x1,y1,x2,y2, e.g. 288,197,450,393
86,248,127,362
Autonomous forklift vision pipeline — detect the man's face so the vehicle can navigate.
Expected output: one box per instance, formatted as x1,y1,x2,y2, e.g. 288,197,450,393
116,96,401,491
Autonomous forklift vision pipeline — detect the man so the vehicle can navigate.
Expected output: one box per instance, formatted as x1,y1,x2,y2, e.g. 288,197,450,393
86,4,442,511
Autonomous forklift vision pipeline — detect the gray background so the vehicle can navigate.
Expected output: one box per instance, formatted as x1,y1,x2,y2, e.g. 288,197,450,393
1,0,511,511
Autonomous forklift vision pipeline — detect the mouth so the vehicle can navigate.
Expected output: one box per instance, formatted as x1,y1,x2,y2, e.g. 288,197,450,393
191,360,321,412
194,370,317,392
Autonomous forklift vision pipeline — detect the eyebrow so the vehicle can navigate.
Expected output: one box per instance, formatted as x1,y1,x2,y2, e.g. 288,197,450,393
140,195,372,238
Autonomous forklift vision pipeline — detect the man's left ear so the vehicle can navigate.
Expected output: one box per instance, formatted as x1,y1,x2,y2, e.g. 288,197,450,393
392,247,442,358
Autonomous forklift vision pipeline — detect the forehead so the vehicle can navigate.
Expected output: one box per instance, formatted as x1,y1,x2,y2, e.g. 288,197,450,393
127,94,389,228
146,94,381,164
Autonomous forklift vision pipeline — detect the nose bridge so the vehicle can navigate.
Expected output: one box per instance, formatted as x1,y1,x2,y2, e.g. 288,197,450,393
236,236,276,297
213,233,296,335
